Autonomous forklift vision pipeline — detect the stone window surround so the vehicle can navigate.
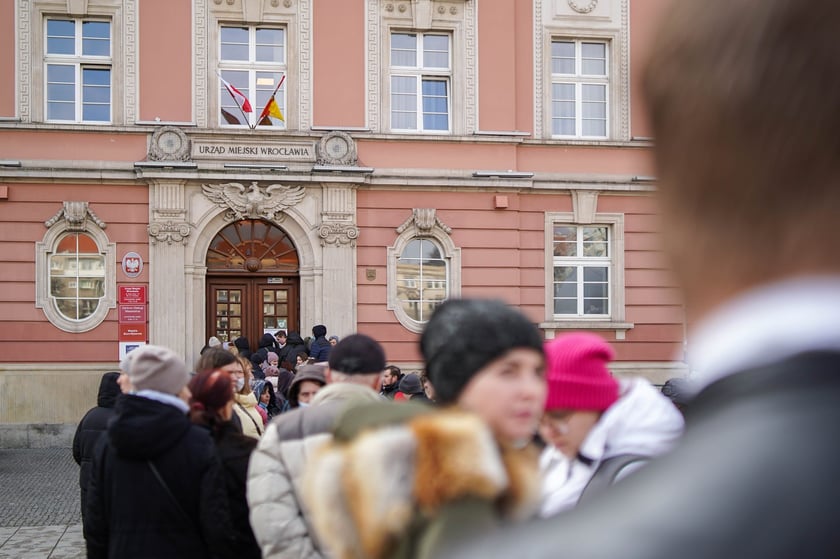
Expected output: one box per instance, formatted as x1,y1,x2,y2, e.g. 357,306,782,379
24,0,132,125
370,0,476,135
542,204,632,338
35,205,116,333
203,0,304,130
387,208,461,333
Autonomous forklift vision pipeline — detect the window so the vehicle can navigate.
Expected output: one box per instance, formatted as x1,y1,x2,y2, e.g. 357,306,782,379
396,239,447,322
219,26,286,128
44,18,112,123
550,40,608,138
388,209,461,332
390,32,451,132
36,202,116,333
49,233,106,321
552,225,610,316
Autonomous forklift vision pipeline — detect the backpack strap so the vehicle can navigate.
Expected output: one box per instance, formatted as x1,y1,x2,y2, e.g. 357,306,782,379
577,453,648,506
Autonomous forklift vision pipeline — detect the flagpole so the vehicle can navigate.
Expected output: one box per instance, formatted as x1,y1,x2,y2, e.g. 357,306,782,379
216,71,253,128
259,74,286,123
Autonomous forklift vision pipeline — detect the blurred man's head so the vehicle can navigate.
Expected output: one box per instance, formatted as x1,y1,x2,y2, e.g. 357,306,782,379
327,334,387,389
643,0,840,319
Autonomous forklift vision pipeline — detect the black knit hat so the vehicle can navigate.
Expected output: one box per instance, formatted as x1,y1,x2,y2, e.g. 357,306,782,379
398,372,424,395
328,333,386,375
421,298,544,404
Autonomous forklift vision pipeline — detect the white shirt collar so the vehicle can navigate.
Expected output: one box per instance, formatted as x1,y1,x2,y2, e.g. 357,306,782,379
687,275,840,393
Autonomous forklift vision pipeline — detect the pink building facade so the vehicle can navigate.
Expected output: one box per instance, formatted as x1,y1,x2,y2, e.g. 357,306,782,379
0,0,684,434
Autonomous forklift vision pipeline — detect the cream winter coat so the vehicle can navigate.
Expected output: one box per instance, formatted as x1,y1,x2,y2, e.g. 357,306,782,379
247,383,382,559
540,377,684,516
234,392,264,440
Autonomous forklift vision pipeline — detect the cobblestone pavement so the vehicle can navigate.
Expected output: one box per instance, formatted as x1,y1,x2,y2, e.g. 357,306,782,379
0,448,84,558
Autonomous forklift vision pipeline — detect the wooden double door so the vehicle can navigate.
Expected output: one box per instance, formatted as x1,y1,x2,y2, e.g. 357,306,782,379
207,277,299,351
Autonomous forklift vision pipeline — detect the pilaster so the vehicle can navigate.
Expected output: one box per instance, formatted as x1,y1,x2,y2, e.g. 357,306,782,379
147,179,191,356
318,183,359,336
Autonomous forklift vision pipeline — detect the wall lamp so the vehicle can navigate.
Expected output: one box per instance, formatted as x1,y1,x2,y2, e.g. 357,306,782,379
0,160,22,167
472,170,534,179
631,175,657,182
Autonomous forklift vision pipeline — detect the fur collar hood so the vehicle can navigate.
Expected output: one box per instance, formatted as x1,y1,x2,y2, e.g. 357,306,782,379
303,408,540,559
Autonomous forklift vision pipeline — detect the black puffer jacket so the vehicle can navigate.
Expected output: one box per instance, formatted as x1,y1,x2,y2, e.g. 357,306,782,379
72,371,121,519
212,421,261,559
84,395,236,559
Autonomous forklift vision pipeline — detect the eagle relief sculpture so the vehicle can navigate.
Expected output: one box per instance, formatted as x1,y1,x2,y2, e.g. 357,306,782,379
202,181,306,221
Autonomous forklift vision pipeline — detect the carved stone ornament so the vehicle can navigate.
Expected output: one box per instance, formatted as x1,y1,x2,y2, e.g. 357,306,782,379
316,131,358,166
148,126,191,162
148,221,192,245
318,222,360,247
202,181,306,222
568,0,598,14
44,201,107,232
396,208,451,234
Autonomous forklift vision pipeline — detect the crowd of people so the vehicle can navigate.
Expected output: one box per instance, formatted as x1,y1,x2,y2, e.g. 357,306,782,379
70,0,840,557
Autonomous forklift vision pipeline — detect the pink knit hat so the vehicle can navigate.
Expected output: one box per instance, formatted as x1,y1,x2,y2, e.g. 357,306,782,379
544,333,619,412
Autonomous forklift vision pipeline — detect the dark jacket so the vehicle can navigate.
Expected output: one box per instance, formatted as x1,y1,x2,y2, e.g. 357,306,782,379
84,395,236,559
442,351,840,559
73,371,121,519
233,337,252,360
212,421,261,559
309,336,332,363
278,332,307,368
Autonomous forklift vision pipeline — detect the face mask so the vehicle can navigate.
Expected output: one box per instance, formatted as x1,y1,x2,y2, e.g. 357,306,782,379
298,401,310,408
235,377,245,392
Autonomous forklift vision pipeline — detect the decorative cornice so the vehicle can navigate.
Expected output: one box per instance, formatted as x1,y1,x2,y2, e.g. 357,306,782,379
318,222,359,247
396,208,451,234
44,201,107,231
148,220,191,244
201,181,306,222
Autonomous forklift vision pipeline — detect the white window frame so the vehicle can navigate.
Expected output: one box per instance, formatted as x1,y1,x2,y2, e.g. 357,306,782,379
388,31,453,134
387,210,461,333
43,17,113,124
35,205,116,333
550,39,609,139
551,224,612,317
543,211,631,333
218,25,287,129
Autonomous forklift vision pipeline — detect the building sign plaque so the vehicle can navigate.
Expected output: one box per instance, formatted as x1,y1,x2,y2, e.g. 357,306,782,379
119,285,147,305
192,140,316,162
119,304,147,323
119,323,147,342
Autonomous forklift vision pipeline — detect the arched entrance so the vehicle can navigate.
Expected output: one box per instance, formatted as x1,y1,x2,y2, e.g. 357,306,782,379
205,219,299,350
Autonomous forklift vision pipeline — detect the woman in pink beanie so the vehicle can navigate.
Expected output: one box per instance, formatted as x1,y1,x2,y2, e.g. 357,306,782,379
538,333,684,516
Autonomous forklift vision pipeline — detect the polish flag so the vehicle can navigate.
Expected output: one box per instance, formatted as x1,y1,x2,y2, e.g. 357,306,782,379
220,76,252,113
